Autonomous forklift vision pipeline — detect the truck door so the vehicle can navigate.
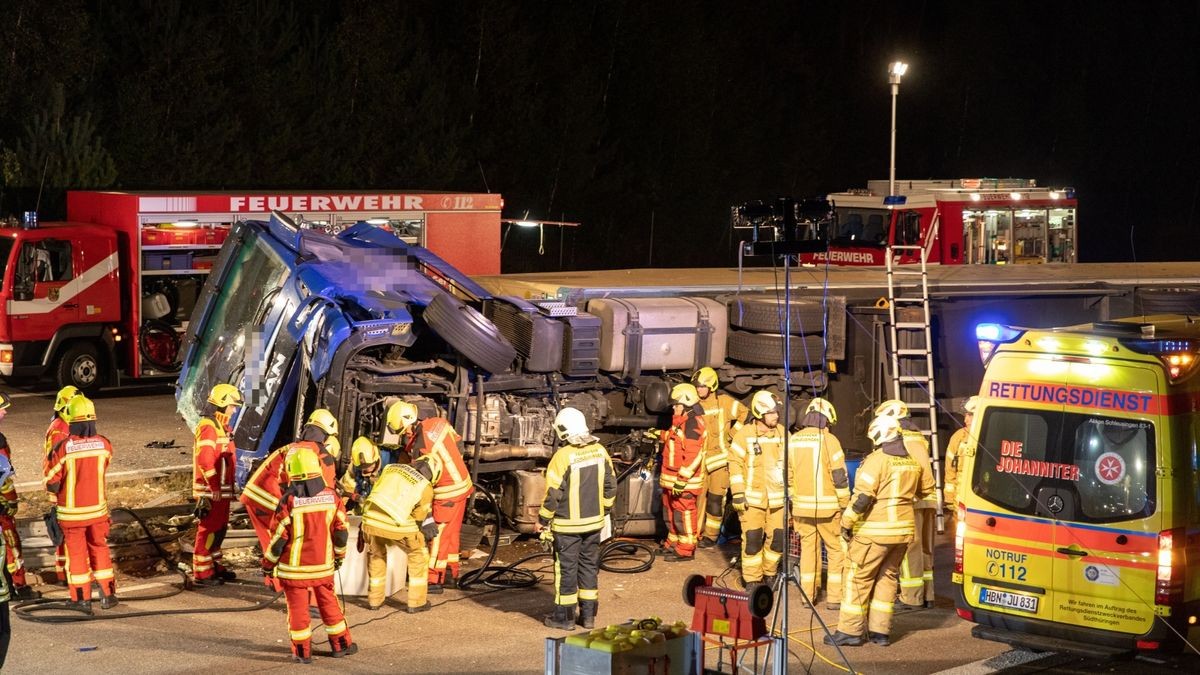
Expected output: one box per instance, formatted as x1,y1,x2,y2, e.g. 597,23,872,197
12,238,80,336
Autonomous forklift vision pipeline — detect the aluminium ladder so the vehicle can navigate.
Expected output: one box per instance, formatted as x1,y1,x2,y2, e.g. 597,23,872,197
885,245,945,533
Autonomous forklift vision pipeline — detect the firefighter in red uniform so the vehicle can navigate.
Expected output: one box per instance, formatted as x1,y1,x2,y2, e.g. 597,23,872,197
0,393,38,600
262,447,356,663
387,400,473,593
45,385,77,584
191,384,243,587
658,383,707,561
44,396,118,612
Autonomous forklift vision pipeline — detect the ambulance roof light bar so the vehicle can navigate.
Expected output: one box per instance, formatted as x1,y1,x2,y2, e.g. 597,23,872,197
975,323,1025,365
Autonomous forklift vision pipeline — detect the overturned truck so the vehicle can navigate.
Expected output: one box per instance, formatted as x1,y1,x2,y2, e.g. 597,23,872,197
176,213,843,536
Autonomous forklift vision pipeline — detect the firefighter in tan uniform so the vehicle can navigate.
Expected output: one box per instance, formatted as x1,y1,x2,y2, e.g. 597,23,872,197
942,396,977,517
787,397,850,608
692,367,746,548
875,399,937,607
825,415,934,647
728,390,787,586
360,456,439,613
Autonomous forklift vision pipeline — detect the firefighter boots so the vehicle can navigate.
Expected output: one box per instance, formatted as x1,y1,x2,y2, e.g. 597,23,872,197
13,585,41,600
65,599,93,614
543,604,576,630
291,642,313,665
406,601,431,614
330,634,358,658
868,631,890,647
822,631,865,647
577,600,598,629
100,593,120,610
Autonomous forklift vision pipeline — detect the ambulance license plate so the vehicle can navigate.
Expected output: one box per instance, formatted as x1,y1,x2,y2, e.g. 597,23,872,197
978,587,1039,613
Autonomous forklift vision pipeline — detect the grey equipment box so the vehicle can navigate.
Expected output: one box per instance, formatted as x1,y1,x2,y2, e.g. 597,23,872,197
561,311,601,377
487,296,565,373
545,631,701,675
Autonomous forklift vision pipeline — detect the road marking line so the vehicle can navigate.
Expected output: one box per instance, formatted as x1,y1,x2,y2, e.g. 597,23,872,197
16,463,191,490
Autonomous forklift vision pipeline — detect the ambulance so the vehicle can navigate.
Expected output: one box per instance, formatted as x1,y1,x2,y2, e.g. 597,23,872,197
953,315,1200,654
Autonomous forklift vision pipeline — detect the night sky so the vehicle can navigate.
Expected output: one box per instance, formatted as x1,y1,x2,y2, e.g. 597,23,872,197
0,1,1196,272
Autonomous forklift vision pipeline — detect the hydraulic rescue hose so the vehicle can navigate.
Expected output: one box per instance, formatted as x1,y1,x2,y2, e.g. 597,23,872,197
14,507,281,623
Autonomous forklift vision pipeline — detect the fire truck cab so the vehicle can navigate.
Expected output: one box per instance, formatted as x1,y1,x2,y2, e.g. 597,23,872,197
804,178,1078,266
0,190,501,393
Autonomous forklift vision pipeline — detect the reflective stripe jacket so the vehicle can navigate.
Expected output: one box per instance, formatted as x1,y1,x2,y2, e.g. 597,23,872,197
44,435,113,525
659,407,707,492
840,445,934,543
728,422,787,509
901,427,938,509
45,417,69,454
539,442,616,534
266,487,349,581
362,464,432,538
943,427,969,506
787,426,850,518
241,446,290,512
407,418,473,500
192,417,235,500
698,392,745,472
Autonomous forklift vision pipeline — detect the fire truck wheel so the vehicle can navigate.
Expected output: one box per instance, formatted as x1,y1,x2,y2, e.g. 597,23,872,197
683,574,706,607
727,330,825,368
56,342,103,395
726,296,826,334
423,292,518,374
745,582,774,618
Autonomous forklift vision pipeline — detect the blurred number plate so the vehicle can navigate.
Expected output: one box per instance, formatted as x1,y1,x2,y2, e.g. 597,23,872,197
979,587,1039,613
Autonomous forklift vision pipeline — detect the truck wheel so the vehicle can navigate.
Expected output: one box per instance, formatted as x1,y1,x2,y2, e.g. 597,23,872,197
727,330,826,368
57,342,104,395
727,296,827,334
423,292,517,374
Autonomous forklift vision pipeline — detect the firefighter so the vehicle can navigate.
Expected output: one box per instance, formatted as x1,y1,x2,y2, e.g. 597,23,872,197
658,383,707,561
44,396,118,611
387,400,473,594
0,393,38,600
942,396,978,514
788,397,850,609
538,407,616,630
728,390,787,586
191,384,243,587
340,436,383,514
692,367,746,549
825,415,933,647
360,455,439,613
874,399,936,607
45,385,77,584
0,470,10,669
262,447,355,663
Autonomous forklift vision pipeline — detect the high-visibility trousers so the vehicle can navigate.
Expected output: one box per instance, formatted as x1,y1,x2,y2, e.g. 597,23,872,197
281,578,351,660
793,515,846,601
662,490,703,556
837,536,908,637
193,499,231,580
899,507,935,606
739,505,785,582
367,531,429,609
63,519,115,602
428,495,468,584
0,515,27,587
552,529,601,609
701,466,730,540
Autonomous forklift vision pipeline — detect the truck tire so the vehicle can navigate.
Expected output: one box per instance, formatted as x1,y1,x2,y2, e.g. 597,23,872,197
727,296,827,334
56,342,104,395
727,330,826,368
423,292,517,374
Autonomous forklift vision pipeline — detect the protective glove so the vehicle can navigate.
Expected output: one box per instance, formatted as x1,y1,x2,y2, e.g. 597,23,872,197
420,521,440,542
670,481,687,497
193,496,212,520
261,558,276,575
538,527,555,551
731,493,746,512
643,429,662,441
3,500,17,517
841,527,854,543
356,527,366,553
344,498,358,514
334,557,344,571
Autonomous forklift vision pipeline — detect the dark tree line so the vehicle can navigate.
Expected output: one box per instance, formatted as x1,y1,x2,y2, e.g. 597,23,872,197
1,1,1197,270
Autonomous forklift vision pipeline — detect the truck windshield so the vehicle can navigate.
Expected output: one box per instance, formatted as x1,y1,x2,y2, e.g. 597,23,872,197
178,230,290,429
834,207,888,244
971,408,1155,524
0,238,14,289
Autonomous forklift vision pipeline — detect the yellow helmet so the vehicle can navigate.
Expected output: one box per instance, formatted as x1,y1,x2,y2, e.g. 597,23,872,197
692,367,719,391
963,396,980,414
805,397,837,425
208,383,243,408
867,415,901,445
351,436,380,467
55,386,79,414
68,396,96,423
670,383,700,407
306,408,338,436
286,447,323,481
0,392,10,411
413,454,442,483
750,390,780,420
386,401,420,434
873,399,909,419
324,435,342,461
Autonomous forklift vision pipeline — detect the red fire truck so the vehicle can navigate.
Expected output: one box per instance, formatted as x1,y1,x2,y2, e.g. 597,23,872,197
0,190,501,393
802,178,1078,266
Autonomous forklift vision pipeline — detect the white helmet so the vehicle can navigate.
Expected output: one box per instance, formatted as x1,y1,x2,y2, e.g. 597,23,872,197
671,383,700,407
750,390,781,420
554,407,590,442
874,399,909,419
963,396,980,414
867,415,901,445
805,397,837,425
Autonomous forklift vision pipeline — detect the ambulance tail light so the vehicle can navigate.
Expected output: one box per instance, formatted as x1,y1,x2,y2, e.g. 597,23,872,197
954,503,966,574
956,607,975,622
975,323,1024,365
1119,338,1200,383
1154,527,1184,607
